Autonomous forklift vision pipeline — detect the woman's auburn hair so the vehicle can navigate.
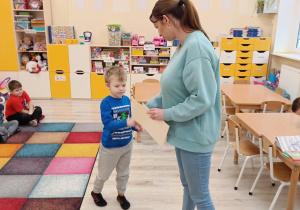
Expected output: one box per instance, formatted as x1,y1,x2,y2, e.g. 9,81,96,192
150,0,209,40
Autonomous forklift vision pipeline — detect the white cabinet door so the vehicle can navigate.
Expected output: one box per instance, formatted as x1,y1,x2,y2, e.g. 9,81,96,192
19,71,51,98
70,72,91,98
69,45,91,73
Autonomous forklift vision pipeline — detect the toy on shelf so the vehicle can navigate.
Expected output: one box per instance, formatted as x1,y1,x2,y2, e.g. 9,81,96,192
19,36,33,51
33,36,42,51
131,35,138,46
153,37,160,46
107,24,121,46
26,54,41,73
14,0,27,9
0,77,11,104
83,31,92,45
122,32,131,46
29,0,42,10
138,36,145,46
159,37,166,46
20,54,30,70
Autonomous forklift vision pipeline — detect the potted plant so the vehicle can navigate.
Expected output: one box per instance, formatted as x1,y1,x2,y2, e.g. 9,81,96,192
256,0,276,13
256,0,265,13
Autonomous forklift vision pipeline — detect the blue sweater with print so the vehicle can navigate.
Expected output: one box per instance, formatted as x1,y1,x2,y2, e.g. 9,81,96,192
147,31,222,153
100,95,134,148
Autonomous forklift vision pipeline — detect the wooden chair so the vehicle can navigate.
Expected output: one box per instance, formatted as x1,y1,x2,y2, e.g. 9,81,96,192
260,101,288,113
221,94,235,138
233,80,251,84
275,87,284,96
218,118,261,190
142,79,159,83
249,136,300,209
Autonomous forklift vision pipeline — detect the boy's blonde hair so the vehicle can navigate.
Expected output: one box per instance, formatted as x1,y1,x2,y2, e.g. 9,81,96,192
8,80,22,91
104,67,127,84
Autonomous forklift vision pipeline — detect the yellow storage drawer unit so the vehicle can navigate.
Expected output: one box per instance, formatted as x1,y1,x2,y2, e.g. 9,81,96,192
253,38,271,51
238,38,254,45
48,45,70,72
237,44,253,51
234,76,250,81
236,57,252,64
49,71,71,98
237,51,253,58
90,73,110,99
235,70,251,76
251,64,268,76
235,64,252,71
220,38,237,51
220,64,235,76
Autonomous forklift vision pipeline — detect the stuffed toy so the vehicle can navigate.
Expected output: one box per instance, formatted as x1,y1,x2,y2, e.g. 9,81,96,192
26,58,41,74
19,37,33,51
33,36,43,51
29,0,42,10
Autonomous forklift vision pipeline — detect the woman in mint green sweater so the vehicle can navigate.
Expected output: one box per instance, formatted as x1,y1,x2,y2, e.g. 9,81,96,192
147,0,221,209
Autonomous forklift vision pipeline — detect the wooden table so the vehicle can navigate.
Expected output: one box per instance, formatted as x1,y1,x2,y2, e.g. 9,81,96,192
132,82,161,142
221,84,292,113
236,113,300,210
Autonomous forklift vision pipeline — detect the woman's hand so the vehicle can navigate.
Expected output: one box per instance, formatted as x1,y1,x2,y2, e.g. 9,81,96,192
147,108,164,121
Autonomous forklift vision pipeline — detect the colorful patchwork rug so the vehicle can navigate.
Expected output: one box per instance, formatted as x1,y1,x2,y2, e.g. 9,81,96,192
0,123,102,210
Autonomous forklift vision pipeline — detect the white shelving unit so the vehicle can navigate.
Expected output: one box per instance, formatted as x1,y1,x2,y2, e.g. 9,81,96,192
11,0,52,98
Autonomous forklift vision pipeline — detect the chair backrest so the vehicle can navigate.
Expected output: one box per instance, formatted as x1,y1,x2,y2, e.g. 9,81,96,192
258,136,277,180
275,87,284,96
233,80,251,84
142,79,159,83
260,101,287,113
225,118,243,153
222,94,235,116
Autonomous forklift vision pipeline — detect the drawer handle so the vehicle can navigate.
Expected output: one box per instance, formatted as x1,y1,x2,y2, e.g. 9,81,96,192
224,51,233,53
146,74,154,76
56,70,64,74
242,44,250,46
96,73,104,75
239,70,246,72
76,70,84,75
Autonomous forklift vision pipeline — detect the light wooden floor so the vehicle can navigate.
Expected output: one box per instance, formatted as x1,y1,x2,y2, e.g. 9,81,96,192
34,99,300,210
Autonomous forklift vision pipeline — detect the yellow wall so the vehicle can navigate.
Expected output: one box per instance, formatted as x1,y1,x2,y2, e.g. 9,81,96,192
0,0,18,71
51,0,275,44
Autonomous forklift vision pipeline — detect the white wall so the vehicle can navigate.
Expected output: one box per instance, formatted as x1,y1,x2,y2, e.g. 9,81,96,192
50,0,275,44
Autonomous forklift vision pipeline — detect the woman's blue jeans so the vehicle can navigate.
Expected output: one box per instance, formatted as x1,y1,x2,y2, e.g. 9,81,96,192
175,148,215,210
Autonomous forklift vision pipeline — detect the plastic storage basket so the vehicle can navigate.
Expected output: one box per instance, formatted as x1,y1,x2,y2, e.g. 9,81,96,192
107,24,121,46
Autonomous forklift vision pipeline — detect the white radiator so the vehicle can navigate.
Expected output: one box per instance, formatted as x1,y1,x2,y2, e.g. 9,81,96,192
279,65,300,101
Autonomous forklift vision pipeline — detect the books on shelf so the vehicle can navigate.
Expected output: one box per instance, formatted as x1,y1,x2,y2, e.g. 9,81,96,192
275,135,300,152
48,26,75,44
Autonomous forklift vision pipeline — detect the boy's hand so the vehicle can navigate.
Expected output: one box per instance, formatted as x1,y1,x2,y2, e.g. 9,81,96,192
127,118,136,127
135,123,143,132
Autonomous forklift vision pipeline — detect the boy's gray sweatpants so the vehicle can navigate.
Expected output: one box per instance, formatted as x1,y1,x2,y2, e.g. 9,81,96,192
0,120,19,141
93,140,133,195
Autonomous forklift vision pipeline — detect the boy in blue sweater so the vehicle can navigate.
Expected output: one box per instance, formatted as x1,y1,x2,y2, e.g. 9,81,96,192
91,67,142,210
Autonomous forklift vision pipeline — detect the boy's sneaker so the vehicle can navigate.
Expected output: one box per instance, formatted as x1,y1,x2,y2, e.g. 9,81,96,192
0,135,5,143
29,119,38,127
91,191,107,207
14,127,21,134
40,115,45,121
117,195,130,209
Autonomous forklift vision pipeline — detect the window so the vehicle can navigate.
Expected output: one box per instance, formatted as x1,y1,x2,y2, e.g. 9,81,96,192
297,23,300,49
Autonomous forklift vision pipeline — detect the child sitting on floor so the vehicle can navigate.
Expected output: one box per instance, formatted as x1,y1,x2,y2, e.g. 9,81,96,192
0,104,19,143
5,80,44,127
